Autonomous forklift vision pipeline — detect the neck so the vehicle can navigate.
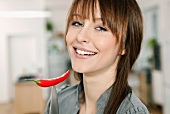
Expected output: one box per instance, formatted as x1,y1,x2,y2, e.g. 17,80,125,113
81,70,116,113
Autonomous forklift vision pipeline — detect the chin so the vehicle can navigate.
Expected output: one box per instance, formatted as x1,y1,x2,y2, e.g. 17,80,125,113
72,67,84,73
72,66,87,74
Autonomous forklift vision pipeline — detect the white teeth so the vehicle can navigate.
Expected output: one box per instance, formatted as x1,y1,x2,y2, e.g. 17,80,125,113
76,49,95,55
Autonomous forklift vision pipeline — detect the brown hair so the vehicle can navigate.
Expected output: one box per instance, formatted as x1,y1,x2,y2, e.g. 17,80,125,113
65,0,143,113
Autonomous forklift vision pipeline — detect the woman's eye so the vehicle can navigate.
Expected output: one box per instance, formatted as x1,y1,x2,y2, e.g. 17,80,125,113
71,21,83,27
95,26,108,32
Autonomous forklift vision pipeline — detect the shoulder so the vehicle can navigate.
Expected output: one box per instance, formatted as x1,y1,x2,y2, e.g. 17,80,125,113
57,84,78,96
57,84,78,100
57,84,80,113
44,84,79,114
117,91,150,114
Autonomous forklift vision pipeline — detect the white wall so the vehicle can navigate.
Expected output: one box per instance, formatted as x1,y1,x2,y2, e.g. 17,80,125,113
0,0,48,103
0,0,45,11
163,2,170,113
0,34,9,103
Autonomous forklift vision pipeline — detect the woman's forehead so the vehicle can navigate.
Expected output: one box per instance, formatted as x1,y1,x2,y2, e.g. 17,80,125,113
71,3,101,20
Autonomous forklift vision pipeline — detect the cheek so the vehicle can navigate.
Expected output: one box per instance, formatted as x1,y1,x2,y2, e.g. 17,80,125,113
66,32,71,45
95,38,118,53
94,33,118,51
66,27,80,45
66,30,74,46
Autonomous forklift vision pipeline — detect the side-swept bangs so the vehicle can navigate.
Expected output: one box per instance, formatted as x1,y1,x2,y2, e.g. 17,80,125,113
65,0,128,43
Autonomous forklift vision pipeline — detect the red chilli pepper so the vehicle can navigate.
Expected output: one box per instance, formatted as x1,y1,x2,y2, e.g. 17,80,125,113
25,70,70,87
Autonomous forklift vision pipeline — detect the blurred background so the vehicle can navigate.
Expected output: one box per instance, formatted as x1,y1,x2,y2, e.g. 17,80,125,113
0,0,169,114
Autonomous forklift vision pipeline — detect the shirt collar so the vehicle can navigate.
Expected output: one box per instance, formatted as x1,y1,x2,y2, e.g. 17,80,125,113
97,85,112,110
75,81,83,110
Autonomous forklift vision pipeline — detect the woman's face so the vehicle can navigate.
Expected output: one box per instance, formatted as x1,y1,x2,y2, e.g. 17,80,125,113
66,5,123,75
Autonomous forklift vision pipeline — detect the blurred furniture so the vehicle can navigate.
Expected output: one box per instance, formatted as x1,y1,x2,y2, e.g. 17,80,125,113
14,82,44,114
47,36,68,88
129,71,149,105
139,72,148,105
152,70,163,106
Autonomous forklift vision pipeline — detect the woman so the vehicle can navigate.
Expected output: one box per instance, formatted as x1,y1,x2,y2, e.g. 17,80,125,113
45,0,149,114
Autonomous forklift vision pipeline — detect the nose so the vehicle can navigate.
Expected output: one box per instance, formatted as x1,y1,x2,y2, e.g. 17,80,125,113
77,26,91,43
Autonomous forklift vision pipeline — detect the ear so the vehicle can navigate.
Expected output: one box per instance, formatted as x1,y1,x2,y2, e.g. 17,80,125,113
119,49,126,55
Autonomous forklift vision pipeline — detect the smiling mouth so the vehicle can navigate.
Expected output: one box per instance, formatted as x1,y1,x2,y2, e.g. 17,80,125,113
74,48,97,56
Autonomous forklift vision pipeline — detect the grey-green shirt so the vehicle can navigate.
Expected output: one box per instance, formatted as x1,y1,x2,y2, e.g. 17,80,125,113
44,82,149,114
